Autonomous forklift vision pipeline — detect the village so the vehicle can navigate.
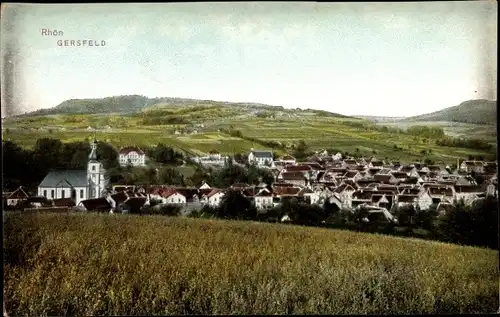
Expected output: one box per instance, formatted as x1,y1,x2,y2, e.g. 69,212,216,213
4,136,498,224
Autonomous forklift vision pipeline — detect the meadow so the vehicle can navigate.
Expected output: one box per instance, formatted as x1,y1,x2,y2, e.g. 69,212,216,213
2,104,496,164
3,212,499,315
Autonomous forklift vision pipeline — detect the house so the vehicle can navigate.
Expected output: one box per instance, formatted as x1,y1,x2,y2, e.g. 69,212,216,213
373,174,398,184
454,185,485,205
355,205,396,224
394,194,418,209
427,186,455,204
278,171,308,187
344,171,362,183
315,149,329,157
254,188,273,210
199,181,211,190
333,184,356,208
400,165,420,178
38,136,109,205
208,150,221,160
201,189,225,207
119,146,146,167
162,189,187,205
79,197,113,213
278,155,297,165
5,186,30,206
298,187,320,205
460,161,484,173
248,149,273,167
416,190,433,210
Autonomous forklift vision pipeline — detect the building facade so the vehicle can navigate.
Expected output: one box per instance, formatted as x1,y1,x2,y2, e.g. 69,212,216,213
38,136,109,205
119,146,146,167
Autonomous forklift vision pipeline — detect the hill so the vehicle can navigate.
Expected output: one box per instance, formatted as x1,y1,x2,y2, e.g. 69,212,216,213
20,95,348,118
4,212,497,315
403,99,497,125
356,115,407,123
3,101,496,164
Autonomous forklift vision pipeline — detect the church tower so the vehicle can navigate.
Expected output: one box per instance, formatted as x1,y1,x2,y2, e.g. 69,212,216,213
87,134,104,199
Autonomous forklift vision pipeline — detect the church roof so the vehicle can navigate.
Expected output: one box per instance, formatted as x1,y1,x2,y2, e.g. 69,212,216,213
38,170,89,188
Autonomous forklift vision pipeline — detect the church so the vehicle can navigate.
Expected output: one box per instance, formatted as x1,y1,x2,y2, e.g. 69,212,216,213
37,136,109,205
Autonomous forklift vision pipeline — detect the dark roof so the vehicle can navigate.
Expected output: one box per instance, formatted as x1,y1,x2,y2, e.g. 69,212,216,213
39,170,89,188
281,171,307,180
81,198,111,211
285,165,312,172
123,197,147,209
7,186,30,199
397,195,418,203
53,198,76,207
374,174,395,183
251,150,273,158
255,189,273,197
111,191,129,205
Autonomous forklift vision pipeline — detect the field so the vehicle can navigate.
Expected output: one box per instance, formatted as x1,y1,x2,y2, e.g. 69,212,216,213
3,212,499,315
2,103,496,164
377,120,497,143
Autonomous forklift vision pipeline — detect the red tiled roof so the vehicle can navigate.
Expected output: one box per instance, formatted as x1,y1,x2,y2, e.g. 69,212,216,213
206,188,223,198
281,171,307,181
273,187,301,196
119,146,145,155
284,165,312,172
7,186,29,199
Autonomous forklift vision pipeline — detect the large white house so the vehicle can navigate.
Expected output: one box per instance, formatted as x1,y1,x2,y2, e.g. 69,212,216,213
248,149,273,167
119,146,146,167
37,136,109,205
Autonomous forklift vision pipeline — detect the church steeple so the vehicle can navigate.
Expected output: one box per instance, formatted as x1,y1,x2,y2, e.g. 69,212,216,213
89,132,98,161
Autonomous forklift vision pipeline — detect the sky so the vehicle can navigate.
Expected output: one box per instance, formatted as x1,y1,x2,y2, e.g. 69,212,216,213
0,2,497,118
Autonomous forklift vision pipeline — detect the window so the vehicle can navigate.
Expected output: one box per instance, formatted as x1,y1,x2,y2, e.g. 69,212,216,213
51,190,55,198
43,190,47,197
80,189,84,198
92,166,96,171
61,190,65,198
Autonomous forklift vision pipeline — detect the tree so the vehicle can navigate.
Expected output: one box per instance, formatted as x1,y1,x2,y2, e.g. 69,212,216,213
158,167,185,186
437,197,498,249
217,189,255,220
97,141,119,169
293,140,309,160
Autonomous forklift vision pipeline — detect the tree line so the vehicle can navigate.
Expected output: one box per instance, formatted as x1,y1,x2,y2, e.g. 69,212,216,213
2,138,277,192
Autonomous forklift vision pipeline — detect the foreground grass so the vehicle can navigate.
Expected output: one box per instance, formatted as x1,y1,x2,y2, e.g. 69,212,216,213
3,212,499,315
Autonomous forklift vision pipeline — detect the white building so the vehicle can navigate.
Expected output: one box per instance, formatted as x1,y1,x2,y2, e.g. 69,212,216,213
118,146,146,167
248,149,273,167
38,136,109,205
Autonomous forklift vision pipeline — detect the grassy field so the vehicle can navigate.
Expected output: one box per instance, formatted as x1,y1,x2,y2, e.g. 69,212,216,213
3,212,499,315
378,120,497,143
2,104,496,164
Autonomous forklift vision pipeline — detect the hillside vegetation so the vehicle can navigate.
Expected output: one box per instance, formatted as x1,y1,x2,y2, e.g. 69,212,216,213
19,95,347,118
3,212,498,315
2,96,496,164
404,99,497,125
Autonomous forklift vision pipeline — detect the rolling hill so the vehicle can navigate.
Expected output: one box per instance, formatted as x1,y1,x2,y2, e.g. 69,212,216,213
403,99,497,125
20,95,349,118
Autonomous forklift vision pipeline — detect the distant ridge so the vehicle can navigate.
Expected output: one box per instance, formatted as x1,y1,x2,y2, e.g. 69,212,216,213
403,99,497,125
17,95,349,118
